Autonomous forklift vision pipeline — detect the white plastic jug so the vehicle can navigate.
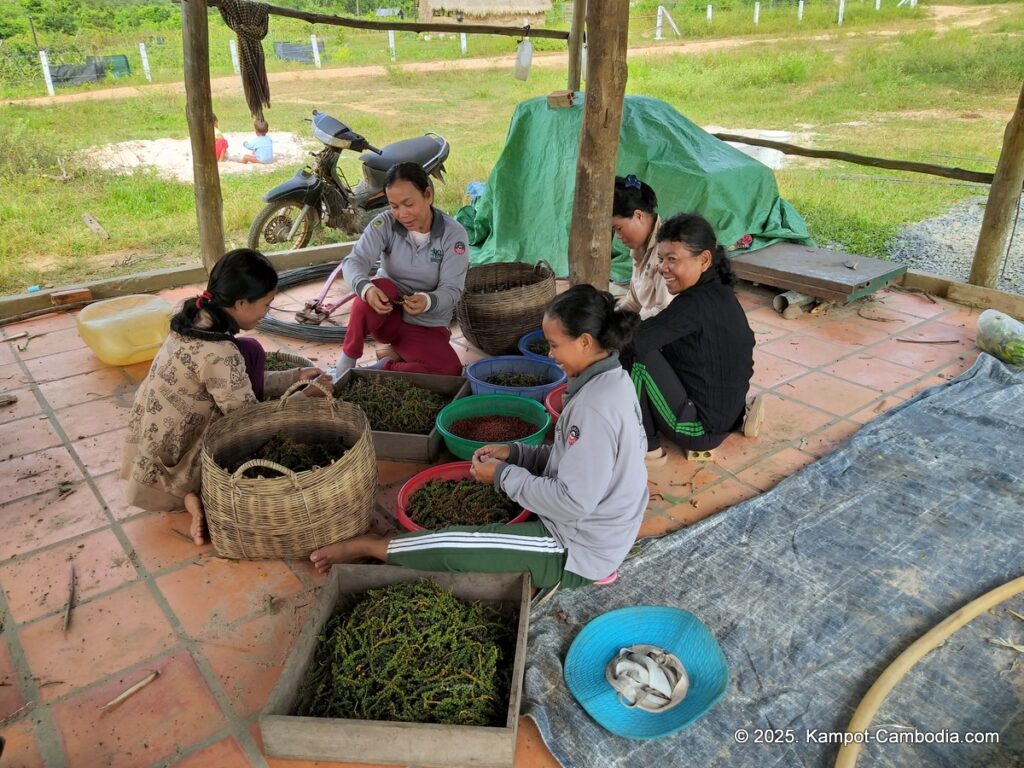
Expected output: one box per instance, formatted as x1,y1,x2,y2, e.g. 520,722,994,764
514,38,533,81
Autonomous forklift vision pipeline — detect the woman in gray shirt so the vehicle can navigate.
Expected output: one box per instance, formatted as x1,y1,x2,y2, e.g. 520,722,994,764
310,285,650,589
335,162,469,377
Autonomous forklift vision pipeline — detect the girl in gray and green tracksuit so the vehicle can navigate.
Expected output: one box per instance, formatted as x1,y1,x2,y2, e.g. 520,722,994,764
310,285,650,589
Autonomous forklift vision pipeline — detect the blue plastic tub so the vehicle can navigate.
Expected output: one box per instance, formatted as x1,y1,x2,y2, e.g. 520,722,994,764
517,329,554,364
465,355,566,402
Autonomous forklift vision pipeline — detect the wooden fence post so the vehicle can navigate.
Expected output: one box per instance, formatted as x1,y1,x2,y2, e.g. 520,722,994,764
566,0,629,288
182,0,225,272
567,0,586,91
970,82,1024,288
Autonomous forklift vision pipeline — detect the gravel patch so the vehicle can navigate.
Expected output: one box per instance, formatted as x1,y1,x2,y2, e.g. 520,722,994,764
888,195,1024,297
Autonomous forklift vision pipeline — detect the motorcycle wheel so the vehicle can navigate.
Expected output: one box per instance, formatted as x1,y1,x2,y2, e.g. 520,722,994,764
247,201,317,253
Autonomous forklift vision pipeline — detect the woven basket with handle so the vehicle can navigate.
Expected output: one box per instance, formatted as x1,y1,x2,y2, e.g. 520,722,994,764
200,380,377,559
456,260,556,356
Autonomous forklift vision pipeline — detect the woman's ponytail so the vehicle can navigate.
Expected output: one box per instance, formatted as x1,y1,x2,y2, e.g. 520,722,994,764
170,249,277,340
545,283,640,353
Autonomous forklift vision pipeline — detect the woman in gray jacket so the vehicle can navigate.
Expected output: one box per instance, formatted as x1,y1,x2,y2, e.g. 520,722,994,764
310,285,649,589
335,162,469,377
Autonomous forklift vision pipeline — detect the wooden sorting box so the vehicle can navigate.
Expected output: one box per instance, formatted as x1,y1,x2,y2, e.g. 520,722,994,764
261,565,531,768
333,369,469,462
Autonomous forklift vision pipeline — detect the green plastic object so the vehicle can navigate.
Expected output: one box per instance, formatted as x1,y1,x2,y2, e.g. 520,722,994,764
456,95,813,281
436,394,551,460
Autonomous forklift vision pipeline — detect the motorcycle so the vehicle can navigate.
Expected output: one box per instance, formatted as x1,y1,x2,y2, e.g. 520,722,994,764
246,110,450,253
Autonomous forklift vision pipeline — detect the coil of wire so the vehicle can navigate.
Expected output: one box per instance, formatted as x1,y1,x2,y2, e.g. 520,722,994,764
257,263,350,342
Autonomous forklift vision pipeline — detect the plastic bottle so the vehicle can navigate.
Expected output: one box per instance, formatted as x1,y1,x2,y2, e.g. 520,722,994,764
76,294,175,366
977,309,1024,367
514,38,533,81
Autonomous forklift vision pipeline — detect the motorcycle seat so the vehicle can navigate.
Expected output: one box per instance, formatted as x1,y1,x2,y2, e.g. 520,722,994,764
361,135,448,172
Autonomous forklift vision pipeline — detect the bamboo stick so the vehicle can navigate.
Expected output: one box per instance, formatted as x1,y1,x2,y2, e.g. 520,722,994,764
99,670,160,712
61,564,75,633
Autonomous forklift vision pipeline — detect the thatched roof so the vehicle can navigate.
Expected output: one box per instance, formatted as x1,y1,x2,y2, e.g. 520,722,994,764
422,0,552,17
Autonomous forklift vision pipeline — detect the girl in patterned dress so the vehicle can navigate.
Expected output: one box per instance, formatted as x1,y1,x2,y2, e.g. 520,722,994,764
121,249,323,544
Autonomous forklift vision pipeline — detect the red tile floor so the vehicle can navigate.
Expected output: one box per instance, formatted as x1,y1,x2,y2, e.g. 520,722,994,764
0,279,981,767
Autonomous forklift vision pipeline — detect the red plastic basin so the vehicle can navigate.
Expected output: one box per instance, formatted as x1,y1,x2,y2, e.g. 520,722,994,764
544,382,568,424
395,461,532,532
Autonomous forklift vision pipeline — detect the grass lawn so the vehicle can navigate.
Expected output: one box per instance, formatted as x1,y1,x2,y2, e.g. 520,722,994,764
0,3,1021,294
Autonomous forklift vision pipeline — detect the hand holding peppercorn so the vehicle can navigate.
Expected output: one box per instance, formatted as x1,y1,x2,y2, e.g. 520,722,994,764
473,444,511,463
401,292,430,316
365,285,394,315
471,444,509,485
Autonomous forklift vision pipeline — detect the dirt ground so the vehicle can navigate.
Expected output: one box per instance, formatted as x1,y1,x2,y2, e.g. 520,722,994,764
4,5,1010,109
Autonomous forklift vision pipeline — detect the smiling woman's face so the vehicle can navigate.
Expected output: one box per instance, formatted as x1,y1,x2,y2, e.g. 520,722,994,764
656,240,712,294
386,179,433,233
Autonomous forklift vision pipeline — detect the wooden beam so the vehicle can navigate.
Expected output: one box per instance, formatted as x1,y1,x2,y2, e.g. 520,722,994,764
181,0,225,273
201,0,569,40
712,133,995,186
0,243,354,324
566,0,629,289
970,82,1024,288
898,269,1024,321
566,0,586,92
947,282,1024,321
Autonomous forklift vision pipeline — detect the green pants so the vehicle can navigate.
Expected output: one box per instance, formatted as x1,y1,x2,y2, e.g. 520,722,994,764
386,520,592,589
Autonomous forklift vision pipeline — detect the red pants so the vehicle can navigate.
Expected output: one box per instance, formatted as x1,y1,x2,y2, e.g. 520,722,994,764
214,137,228,161
343,278,462,376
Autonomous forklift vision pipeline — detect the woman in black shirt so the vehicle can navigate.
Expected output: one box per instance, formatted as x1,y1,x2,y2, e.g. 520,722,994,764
624,213,762,466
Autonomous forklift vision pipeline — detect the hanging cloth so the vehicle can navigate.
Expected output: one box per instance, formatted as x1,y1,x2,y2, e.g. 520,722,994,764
216,0,272,119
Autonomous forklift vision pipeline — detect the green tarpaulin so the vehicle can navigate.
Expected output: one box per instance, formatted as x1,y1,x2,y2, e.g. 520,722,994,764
457,95,813,281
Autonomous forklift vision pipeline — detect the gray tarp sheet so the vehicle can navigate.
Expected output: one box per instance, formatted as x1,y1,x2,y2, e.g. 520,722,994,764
525,353,1024,767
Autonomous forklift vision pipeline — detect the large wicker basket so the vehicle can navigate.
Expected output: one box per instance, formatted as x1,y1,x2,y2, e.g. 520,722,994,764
456,260,556,356
200,380,378,559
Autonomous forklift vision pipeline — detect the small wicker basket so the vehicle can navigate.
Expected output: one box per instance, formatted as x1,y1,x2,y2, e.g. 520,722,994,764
456,260,556,355
200,380,378,559
264,350,314,371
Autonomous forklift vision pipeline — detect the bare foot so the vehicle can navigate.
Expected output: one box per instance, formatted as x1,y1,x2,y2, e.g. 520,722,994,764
310,534,390,575
185,493,206,545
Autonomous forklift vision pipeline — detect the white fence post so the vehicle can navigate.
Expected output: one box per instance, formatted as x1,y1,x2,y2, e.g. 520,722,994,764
707,4,713,22
838,0,845,24
229,39,240,74
39,50,54,96
754,1,760,24
875,0,881,9
388,29,396,61
138,42,152,82
655,5,664,40
310,34,322,68
798,0,804,21
460,32,467,55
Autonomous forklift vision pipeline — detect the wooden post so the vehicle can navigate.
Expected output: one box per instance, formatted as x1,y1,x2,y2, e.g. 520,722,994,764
181,0,225,272
970,82,1024,288
567,0,586,91
566,0,629,288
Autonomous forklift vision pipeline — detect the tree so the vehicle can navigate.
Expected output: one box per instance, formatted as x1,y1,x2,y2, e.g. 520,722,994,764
0,7,28,39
